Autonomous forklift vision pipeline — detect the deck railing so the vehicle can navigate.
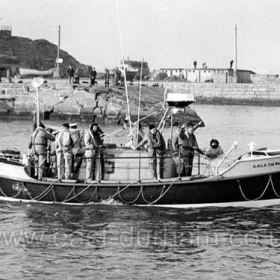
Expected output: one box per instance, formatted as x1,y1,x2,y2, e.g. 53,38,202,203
77,152,206,181
20,151,210,182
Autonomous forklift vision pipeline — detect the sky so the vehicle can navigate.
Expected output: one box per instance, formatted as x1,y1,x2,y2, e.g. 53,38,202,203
1,0,280,73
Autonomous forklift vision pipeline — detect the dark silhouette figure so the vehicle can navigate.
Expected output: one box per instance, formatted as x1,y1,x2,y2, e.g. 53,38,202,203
67,66,75,84
90,67,97,87
74,69,80,84
43,106,54,120
230,60,234,70
193,60,197,69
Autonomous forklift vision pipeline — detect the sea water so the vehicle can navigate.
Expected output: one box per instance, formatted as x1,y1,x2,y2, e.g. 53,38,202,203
1,104,280,279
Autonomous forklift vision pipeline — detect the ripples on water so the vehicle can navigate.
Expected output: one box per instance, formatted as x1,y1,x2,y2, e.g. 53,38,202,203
1,203,280,279
1,104,280,279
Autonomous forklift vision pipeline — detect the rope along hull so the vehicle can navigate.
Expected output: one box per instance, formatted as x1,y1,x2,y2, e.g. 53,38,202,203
1,172,280,205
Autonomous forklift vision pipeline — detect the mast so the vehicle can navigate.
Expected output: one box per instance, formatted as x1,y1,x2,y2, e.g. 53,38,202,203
115,0,132,133
136,58,144,144
234,24,237,77
56,25,61,78
121,57,132,133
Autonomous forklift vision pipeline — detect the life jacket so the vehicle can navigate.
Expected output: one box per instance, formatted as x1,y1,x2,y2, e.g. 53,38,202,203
56,129,73,153
31,127,54,155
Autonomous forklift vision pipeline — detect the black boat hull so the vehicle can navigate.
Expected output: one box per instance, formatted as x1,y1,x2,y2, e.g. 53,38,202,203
1,172,280,205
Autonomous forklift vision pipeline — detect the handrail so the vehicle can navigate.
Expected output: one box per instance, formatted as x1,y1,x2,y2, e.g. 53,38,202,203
21,150,206,181
216,141,238,174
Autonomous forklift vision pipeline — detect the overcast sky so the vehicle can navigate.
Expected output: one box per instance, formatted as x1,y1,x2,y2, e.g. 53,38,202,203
1,0,280,73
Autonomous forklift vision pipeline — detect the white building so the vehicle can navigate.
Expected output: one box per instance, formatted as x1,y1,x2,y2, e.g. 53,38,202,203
160,67,255,83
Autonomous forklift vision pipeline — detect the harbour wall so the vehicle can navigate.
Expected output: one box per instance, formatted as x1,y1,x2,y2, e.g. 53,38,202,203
0,79,164,123
162,81,280,106
1,79,280,122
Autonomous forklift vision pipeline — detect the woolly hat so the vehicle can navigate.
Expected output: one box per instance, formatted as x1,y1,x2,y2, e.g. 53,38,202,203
149,124,156,130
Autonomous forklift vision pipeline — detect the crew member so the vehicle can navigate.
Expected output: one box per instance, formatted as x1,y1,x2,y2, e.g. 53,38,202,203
84,123,104,181
135,124,166,180
47,130,58,177
70,123,83,177
205,139,224,159
28,122,55,180
55,123,74,180
173,124,203,176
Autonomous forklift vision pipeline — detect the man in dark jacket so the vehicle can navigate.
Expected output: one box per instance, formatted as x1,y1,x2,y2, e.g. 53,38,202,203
29,122,55,180
84,123,104,181
90,67,97,87
67,66,75,84
173,125,202,176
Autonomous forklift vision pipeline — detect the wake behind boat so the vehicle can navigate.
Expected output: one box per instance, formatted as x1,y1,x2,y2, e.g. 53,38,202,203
1,92,280,207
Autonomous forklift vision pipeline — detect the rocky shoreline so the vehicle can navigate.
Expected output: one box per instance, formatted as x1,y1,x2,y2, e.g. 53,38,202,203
0,79,168,125
1,78,280,125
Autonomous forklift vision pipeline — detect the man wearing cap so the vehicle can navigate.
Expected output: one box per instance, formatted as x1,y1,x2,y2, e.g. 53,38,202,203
173,124,202,176
29,122,55,180
135,124,166,180
84,123,104,181
55,123,74,180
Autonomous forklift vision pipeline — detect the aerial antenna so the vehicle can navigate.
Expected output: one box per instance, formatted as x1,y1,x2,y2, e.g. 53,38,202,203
115,0,132,133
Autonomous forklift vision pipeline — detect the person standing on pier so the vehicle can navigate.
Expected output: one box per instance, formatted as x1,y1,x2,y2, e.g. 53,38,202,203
67,65,75,84
90,67,97,86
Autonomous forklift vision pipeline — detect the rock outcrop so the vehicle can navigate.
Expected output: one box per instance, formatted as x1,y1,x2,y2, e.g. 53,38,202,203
0,80,203,126
0,33,90,78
